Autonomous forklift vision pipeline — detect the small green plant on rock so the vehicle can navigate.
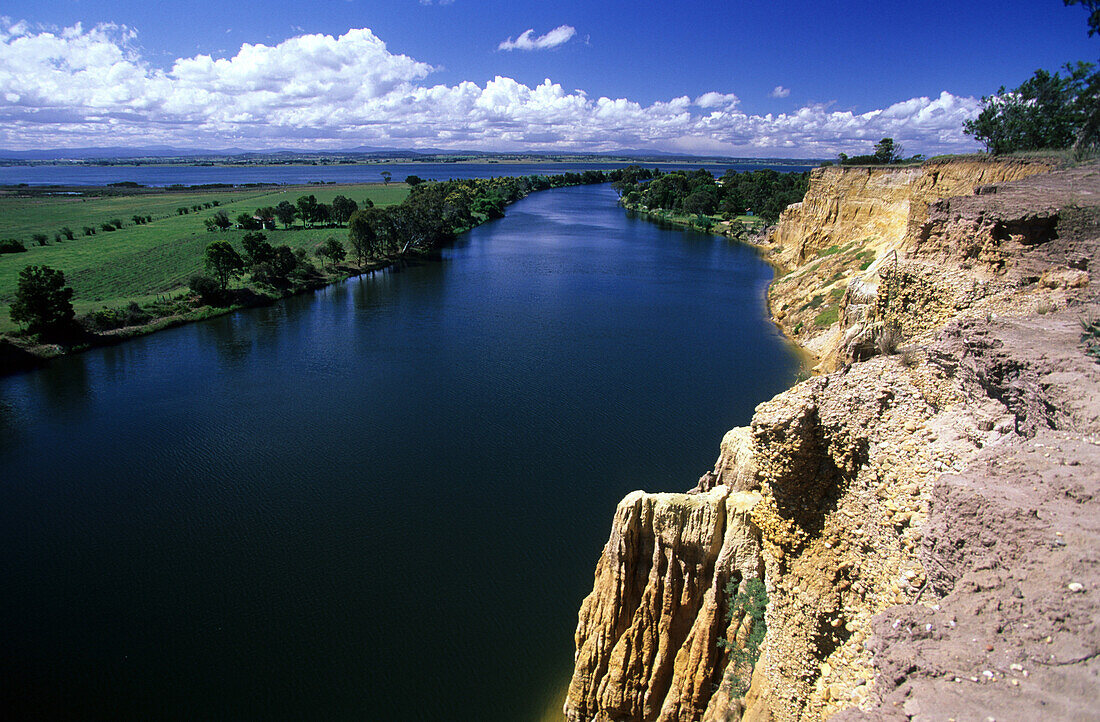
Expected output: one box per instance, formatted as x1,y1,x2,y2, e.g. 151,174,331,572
814,306,839,327
718,577,768,697
1082,316,1100,364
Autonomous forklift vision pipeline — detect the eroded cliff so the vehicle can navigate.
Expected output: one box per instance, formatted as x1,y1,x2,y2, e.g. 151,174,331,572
566,159,1100,722
761,158,1055,366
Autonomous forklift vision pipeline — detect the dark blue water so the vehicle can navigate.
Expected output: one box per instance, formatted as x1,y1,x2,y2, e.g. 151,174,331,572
0,185,798,720
0,161,815,187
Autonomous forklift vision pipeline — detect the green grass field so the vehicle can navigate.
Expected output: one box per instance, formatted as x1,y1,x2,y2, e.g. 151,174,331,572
0,183,408,332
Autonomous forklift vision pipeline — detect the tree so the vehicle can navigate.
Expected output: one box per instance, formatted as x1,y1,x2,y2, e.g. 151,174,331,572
296,195,319,227
348,207,390,264
963,62,1098,155
316,237,347,269
331,195,358,225
405,175,424,186
255,206,277,229
204,240,244,291
381,171,392,185
873,137,903,164
683,187,718,216
275,200,297,229
210,210,232,231
10,265,75,336
241,232,274,269
1065,0,1100,36
236,212,262,230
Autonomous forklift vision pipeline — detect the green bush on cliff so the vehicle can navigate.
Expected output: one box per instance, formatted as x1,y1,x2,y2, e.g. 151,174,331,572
1082,316,1100,363
719,576,768,697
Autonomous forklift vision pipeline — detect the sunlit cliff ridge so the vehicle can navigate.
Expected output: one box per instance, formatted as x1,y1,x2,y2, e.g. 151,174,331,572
565,158,1100,721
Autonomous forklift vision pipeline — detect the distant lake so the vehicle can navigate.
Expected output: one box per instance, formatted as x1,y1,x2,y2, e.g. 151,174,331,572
0,185,798,719
0,160,816,187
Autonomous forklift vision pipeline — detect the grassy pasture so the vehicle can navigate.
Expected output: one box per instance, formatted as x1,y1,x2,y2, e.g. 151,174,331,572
0,183,408,332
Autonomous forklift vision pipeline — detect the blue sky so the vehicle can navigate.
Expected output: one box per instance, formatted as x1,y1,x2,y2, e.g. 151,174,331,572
0,0,1095,156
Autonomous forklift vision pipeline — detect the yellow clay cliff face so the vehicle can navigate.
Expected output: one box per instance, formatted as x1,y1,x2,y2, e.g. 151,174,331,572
565,481,765,722
763,158,1054,368
566,159,1100,722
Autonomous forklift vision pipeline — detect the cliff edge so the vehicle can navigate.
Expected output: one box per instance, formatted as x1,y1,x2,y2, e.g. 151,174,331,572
565,159,1100,722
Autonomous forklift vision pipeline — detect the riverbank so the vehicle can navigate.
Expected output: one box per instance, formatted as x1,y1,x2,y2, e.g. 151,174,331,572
0,250,415,374
622,203,764,238
565,156,1099,721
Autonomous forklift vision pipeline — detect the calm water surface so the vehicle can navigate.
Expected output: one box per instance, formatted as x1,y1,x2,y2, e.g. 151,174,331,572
0,185,798,720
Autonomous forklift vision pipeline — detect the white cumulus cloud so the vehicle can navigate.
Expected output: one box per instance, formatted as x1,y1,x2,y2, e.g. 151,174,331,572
0,21,985,156
694,92,740,110
771,85,790,98
498,25,576,51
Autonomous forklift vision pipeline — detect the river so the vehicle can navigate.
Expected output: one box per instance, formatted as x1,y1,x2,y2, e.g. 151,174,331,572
0,184,798,719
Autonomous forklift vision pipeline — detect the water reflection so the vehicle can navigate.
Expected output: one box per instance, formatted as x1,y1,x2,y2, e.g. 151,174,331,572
28,355,92,415
197,313,257,369
0,399,22,453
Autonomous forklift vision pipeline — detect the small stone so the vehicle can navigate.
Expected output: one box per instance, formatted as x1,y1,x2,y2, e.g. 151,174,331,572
1010,679,1019,686
1067,582,1085,593
1010,663,1024,672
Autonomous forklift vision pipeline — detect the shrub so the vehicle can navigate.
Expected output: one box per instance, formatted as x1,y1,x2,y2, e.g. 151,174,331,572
719,577,768,697
188,274,226,305
79,301,152,332
32,233,49,246
874,324,904,355
801,293,825,311
60,226,75,240
83,226,96,236
1082,316,1100,364
0,239,27,253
